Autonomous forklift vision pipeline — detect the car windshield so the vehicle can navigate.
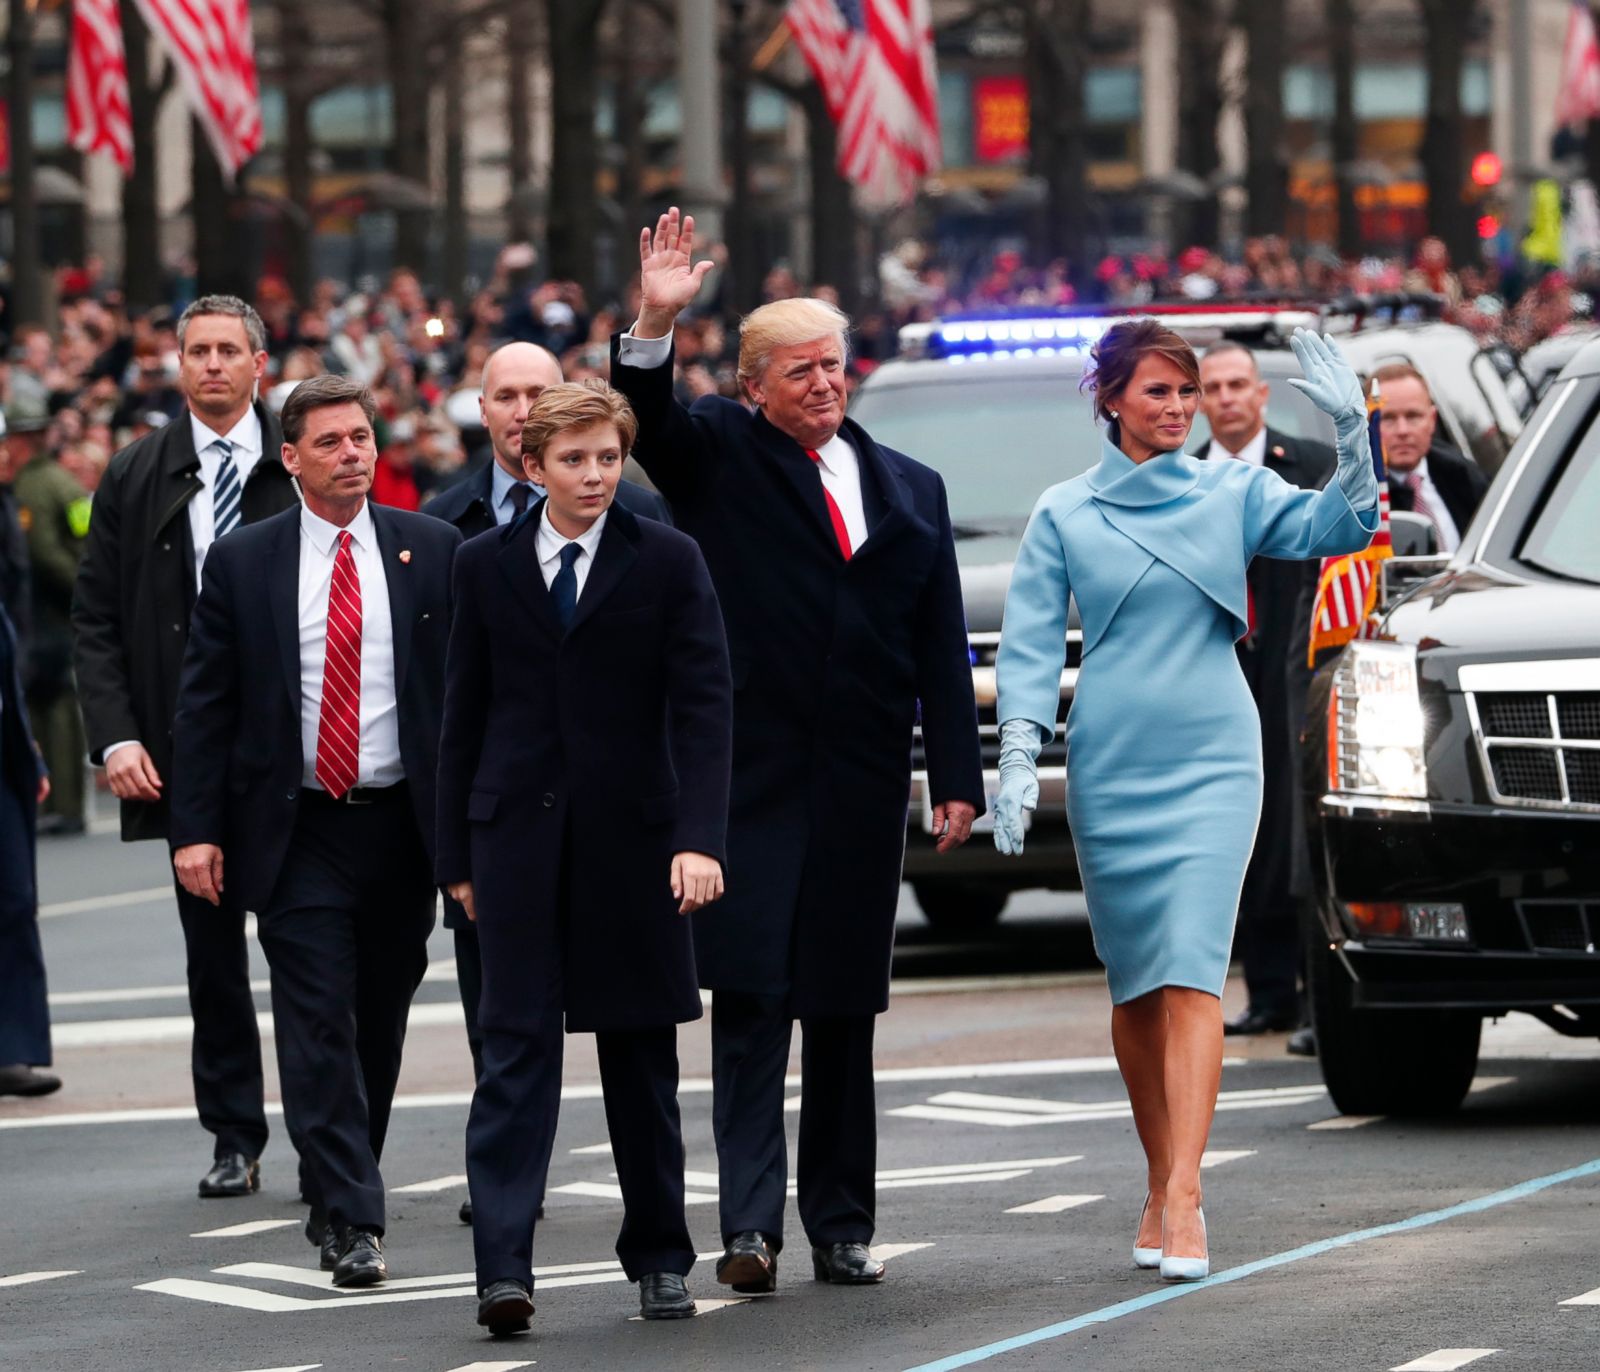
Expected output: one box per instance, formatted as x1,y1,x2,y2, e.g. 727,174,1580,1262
1519,435,1600,585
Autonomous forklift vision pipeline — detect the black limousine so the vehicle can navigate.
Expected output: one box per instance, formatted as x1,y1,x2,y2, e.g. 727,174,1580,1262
1302,337,1600,1116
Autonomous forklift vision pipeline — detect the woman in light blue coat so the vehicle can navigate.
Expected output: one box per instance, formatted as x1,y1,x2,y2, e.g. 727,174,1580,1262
993,321,1378,1281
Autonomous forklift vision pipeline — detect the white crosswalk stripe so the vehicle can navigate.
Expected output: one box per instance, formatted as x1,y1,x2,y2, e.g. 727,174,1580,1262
1390,1352,1499,1371
889,1083,1323,1128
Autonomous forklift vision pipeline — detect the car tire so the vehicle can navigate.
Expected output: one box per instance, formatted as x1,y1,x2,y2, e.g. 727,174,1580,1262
1309,936,1481,1117
912,882,1009,933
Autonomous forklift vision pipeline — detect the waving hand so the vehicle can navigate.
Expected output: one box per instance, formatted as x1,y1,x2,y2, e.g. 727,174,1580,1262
637,207,715,338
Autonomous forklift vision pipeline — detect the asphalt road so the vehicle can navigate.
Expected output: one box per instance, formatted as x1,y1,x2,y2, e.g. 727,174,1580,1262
6,824,1600,1372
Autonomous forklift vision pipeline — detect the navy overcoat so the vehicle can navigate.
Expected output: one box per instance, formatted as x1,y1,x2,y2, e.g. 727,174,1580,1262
610,338,983,1017
434,502,732,1035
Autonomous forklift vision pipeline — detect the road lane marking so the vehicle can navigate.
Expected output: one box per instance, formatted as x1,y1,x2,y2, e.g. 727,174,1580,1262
1468,1076,1515,1094
50,1000,465,1049
630,1297,749,1320
1308,1115,1384,1130
1006,1195,1104,1215
900,1154,1600,1372
551,1181,721,1206
891,1083,1323,1127
231,1365,323,1372
444,1363,535,1371
38,886,171,919
569,1142,612,1155
192,1219,299,1238
392,1174,468,1194
48,961,457,1009
1,1056,1215,1131
1391,1353,1500,1371
1560,1285,1600,1304
0,1270,81,1286
1200,1150,1256,1168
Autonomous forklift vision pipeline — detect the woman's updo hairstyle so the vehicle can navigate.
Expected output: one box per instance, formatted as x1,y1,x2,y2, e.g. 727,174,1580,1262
1081,318,1202,437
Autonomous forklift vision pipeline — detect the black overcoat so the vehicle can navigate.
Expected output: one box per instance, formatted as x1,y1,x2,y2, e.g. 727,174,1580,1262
72,404,299,841
168,503,459,912
1197,428,1334,904
421,460,674,931
434,502,732,1035
610,337,984,1017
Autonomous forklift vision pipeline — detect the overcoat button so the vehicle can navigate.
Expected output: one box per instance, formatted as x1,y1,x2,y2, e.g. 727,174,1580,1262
286,789,297,801
172,622,182,632
542,793,555,807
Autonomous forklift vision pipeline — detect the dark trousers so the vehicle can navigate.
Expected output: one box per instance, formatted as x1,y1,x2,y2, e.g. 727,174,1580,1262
452,922,484,1081
256,789,434,1234
467,1006,695,1290
710,990,876,1252
0,777,50,1065
175,875,269,1160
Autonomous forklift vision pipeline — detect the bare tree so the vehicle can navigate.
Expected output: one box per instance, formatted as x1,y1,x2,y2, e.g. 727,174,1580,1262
120,0,167,310
1174,0,1227,246
1025,0,1092,277
1242,0,1286,234
441,24,469,307
1419,0,1475,262
505,2,536,243
1327,0,1361,256
545,0,608,285
383,0,433,270
7,0,41,325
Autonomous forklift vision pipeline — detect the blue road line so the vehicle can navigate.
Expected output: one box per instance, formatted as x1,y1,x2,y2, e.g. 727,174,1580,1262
903,1155,1600,1372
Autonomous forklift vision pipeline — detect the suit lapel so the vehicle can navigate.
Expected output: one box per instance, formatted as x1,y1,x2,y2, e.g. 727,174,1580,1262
496,503,563,644
847,421,912,558
269,513,303,720
369,505,417,697
567,509,640,633
750,410,849,557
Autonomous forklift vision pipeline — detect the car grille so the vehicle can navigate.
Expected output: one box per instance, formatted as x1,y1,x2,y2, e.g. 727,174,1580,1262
1515,900,1600,954
1468,688,1600,812
911,629,1079,775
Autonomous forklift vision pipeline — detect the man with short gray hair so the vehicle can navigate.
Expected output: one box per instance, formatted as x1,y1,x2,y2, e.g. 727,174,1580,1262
73,295,300,1198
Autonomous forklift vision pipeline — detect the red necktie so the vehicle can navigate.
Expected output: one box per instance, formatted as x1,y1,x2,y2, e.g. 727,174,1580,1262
805,449,854,560
314,530,362,798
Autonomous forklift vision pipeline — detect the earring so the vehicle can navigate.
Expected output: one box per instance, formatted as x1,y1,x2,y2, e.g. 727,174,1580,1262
1109,410,1119,419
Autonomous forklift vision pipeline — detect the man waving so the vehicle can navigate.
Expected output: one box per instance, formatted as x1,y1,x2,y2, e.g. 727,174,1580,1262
610,208,982,1295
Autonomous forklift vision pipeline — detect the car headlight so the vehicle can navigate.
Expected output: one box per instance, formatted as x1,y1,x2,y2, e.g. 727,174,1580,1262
1327,641,1428,799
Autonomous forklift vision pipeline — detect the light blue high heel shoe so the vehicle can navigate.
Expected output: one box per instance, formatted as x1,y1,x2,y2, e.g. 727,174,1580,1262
1159,1207,1209,1282
1132,1193,1161,1270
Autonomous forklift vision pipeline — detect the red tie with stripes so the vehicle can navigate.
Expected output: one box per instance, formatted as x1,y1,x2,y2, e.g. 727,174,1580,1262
805,449,854,560
314,530,362,799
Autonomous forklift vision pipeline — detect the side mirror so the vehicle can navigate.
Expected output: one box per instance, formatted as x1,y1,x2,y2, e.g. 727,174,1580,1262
1388,510,1439,557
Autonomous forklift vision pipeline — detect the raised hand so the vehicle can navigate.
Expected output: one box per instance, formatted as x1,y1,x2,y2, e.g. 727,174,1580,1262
637,207,715,338
1286,328,1365,423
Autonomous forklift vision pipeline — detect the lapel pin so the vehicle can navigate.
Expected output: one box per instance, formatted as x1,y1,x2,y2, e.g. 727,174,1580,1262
1271,445,1286,458
398,549,412,564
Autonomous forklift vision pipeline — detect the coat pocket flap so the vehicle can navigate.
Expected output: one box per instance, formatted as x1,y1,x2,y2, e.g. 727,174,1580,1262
639,789,680,823
467,790,500,822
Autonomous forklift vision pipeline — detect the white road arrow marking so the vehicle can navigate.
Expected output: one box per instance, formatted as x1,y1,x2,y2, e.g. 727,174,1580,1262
230,1366,323,1372
0,1270,81,1286
192,1219,299,1239
1560,1285,1600,1305
442,1363,536,1371
1200,1150,1256,1168
1391,1352,1499,1371
1307,1114,1384,1130
1005,1194,1104,1215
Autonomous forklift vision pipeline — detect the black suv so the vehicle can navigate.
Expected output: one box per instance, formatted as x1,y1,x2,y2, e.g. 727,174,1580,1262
1302,339,1600,1115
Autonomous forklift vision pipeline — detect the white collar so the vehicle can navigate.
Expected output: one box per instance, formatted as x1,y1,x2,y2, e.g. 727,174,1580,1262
301,498,375,556
1205,426,1268,465
537,503,608,565
190,405,262,457
810,431,855,475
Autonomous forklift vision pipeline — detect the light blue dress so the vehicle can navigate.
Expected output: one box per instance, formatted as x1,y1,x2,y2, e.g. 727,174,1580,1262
996,432,1379,1004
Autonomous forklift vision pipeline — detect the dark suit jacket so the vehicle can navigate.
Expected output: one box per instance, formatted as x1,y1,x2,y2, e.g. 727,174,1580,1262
1387,438,1490,541
610,336,983,1017
1196,428,1334,905
169,503,460,913
436,501,732,1034
424,459,673,542
72,403,299,841
1,604,44,909
421,459,672,932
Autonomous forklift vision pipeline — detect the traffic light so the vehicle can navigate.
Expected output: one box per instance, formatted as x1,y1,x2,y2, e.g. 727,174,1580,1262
1471,152,1503,189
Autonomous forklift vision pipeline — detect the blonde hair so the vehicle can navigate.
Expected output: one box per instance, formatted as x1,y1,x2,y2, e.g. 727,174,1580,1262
520,379,639,463
737,298,851,392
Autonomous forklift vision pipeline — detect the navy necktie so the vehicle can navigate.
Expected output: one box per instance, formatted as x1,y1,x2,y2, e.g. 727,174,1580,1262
212,440,241,539
550,542,582,629
508,482,533,520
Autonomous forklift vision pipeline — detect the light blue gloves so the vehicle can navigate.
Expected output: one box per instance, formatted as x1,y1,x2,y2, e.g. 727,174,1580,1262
994,718,1044,856
1285,327,1378,510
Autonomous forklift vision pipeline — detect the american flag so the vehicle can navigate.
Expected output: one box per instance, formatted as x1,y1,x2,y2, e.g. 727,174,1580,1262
132,0,263,182
1307,398,1393,666
66,0,134,174
1556,0,1600,128
785,0,942,210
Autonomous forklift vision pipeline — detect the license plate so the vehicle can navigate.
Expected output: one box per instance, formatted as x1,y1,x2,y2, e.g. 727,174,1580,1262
921,781,1027,836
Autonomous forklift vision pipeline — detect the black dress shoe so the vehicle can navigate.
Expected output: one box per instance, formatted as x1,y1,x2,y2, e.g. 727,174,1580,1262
198,1153,259,1197
811,1242,884,1284
1223,1007,1299,1036
716,1230,777,1293
0,1064,62,1097
332,1229,387,1287
476,1279,534,1335
639,1271,696,1319
459,1198,472,1225
1286,1026,1318,1058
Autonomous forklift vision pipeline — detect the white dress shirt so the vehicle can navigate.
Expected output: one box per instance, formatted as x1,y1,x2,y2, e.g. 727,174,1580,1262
189,408,266,585
536,504,608,597
619,322,868,551
490,460,539,526
298,501,404,789
1205,426,1268,468
1401,457,1462,553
